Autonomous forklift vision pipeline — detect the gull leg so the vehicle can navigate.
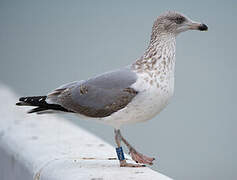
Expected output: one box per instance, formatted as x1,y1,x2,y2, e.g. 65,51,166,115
117,130,155,165
114,129,145,167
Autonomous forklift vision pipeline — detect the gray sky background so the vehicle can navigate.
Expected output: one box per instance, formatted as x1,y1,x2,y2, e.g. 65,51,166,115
0,0,236,179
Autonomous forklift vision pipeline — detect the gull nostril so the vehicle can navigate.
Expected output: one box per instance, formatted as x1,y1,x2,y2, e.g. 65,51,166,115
198,23,208,31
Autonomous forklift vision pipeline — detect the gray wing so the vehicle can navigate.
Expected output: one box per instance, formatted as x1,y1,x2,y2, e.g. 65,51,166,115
47,67,138,117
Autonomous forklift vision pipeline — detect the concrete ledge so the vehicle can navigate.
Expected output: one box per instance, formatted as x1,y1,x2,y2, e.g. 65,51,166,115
0,85,172,180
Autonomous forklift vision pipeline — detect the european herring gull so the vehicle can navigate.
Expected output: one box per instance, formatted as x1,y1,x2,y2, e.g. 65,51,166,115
16,11,208,167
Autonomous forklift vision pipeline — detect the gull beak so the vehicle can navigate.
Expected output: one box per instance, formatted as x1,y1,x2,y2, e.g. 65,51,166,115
188,21,208,31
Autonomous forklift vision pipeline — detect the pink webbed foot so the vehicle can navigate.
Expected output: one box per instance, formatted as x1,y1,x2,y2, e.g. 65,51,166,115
130,149,155,165
120,160,146,167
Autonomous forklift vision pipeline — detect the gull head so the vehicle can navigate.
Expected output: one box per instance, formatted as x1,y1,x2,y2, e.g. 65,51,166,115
152,11,208,38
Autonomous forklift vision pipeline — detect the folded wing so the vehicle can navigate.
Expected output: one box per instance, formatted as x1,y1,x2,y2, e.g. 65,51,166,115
47,67,138,118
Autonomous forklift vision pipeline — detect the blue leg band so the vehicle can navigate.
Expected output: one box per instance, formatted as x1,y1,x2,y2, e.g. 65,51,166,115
116,147,125,161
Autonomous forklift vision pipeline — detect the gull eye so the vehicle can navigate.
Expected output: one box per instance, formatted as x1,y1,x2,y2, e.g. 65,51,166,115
175,16,185,24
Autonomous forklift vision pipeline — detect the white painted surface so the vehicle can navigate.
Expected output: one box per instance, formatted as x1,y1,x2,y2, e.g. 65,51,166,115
0,85,172,180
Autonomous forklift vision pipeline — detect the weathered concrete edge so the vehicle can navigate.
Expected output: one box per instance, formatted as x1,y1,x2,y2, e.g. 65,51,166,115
0,84,173,180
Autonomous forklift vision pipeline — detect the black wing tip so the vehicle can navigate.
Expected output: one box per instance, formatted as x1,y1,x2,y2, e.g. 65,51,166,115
19,97,26,101
16,102,21,106
16,101,30,106
27,107,47,114
16,95,73,114
16,96,30,106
